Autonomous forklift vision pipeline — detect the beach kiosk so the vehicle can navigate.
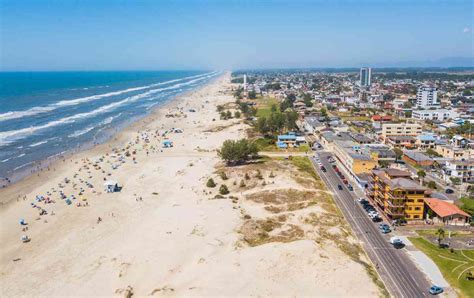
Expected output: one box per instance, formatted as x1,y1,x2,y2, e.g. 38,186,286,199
104,180,119,193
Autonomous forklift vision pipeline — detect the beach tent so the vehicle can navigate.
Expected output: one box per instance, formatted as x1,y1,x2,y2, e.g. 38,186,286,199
104,180,119,193
162,140,173,148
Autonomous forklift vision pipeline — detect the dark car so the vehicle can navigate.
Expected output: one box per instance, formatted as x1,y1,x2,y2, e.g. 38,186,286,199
337,184,343,190
428,285,443,295
372,216,382,222
348,185,353,191
445,188,454,194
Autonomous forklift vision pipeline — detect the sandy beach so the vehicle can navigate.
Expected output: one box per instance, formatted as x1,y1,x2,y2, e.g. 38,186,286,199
0,73,381,296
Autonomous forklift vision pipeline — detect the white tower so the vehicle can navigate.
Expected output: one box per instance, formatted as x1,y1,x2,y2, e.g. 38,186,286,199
243,74,247,91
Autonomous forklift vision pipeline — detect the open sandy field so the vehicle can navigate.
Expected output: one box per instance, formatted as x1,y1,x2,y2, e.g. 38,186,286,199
0,73,383,296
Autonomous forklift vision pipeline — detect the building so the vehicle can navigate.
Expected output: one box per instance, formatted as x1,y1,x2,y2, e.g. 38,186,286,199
412,109,458,122
276,133,306,149
367,168,429,221
435,145,473,160
416,86,439,108
416,134,436,149
443,159,474,183
360,67,372,87
333,140,377,176
361,144,396,164
386,136,417,149
424,198,470,226
303,116,326,134
402,151,434,167
379,122,422,140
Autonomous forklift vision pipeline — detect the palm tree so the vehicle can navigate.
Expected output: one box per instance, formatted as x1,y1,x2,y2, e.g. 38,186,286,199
435,228,445,247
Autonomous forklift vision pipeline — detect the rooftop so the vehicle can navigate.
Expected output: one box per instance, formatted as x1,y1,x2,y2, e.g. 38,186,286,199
424,198,470,218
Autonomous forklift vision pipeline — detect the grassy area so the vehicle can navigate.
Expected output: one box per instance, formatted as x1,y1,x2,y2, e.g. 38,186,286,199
409,237,474,297
254,137,277,151
290,156,319,180
458,197,474,216
255,96,280,118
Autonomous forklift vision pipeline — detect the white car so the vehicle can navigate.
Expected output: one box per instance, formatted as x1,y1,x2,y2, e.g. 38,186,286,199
368,211,379,218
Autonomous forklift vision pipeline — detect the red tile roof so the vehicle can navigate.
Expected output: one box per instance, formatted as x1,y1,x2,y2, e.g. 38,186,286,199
424,198,470,218
372,115,392,121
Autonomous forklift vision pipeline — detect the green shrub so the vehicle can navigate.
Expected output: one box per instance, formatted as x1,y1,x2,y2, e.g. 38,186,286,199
206,178,216,188
219,184,230,195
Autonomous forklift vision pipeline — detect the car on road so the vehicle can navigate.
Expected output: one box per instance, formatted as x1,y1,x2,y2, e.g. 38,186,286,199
337,184,343,190
390,237,405,249
381,227,392,234
379,223,390,230
357,197,367,203
445,188,454,194
347,184,353,191
428,285,444,295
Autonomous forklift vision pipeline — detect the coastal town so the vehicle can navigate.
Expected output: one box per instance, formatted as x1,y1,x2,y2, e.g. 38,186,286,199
230,69,474,296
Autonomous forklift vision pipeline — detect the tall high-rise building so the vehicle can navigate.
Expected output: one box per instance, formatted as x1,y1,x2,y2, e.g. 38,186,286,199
416,86,438,108
243,74,247,91
360,67,372,87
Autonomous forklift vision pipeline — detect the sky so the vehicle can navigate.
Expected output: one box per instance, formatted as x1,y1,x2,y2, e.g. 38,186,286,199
0,0,473,70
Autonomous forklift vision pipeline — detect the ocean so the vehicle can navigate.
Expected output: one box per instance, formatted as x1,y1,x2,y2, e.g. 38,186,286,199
0,70,220,183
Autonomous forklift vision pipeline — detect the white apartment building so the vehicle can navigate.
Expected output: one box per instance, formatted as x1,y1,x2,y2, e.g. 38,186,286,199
379,122,422,139
416,86,439,108
412,109,458,121
443,159,474,183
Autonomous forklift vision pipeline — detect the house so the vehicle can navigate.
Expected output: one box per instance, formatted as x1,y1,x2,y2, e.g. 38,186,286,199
303,116,326,134
402,151,434,167
416,134,436,149
379,122,422,140
277,133,306,148
435,144,473,160
386,136,417,149
424,198,470,226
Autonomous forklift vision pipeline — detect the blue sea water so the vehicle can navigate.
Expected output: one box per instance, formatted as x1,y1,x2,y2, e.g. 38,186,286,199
0,70,220,182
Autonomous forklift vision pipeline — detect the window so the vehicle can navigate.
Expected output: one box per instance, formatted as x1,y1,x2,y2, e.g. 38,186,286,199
417,199,424,203
415,207,421,210
414,215,420,219
407,199,414,203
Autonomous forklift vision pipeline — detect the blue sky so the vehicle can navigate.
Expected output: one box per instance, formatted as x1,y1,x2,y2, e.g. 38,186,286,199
1,0,473,70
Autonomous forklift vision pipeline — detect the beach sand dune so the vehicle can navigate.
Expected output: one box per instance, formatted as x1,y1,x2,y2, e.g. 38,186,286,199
0,73,380,296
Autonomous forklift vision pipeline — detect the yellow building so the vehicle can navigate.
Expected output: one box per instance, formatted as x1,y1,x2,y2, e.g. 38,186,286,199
367,168,429,221
333,140,377,175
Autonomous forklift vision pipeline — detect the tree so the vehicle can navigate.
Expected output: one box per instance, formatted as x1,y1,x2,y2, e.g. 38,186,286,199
271,104,277,112
218,139,259,165
417,170,426,184
303,93,313,107
427,181,437,189
226,110,232,119
219,184,230,195
256,117,270,135
435,228,445,247
220,111,227,120
206,178,216,188
425,148,441,157
450,177,461,185
234,111,241,118
248,90,257,99
285,110,298,131
320,108,328,118
393,148,403,161
217,105,224,112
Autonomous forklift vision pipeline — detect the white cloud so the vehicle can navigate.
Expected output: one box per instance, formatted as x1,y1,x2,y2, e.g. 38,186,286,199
463,27,471,33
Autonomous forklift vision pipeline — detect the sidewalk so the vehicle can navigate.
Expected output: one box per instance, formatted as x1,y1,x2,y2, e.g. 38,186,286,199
398,236,450,287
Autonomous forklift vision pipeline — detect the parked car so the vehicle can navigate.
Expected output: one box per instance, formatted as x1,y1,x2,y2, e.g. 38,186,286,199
379,223,390,230
428,286,443,295
445,188,454,194
347,184,353,191
337,184,343,190
357,198,366,203
372,216,382,222
381,227,391,234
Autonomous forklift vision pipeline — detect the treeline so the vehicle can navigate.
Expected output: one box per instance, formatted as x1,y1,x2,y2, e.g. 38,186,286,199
256,110,298,135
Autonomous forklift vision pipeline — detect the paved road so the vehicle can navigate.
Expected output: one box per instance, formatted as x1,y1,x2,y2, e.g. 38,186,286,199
311,151,432,298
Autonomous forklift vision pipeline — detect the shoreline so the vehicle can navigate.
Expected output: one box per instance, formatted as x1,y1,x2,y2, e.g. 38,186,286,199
0,73,222,203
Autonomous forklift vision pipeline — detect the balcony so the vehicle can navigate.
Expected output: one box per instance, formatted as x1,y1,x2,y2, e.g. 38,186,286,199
386,200,405,208
386,207,405,217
